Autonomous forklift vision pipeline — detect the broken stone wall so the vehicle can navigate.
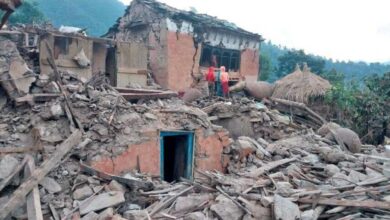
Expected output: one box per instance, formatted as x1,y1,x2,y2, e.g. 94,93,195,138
0,37,36,99
240,48,260,81
39,33,93,81
90,128,231,176
166,30,202,92
113,1,170,89
110,1,261,92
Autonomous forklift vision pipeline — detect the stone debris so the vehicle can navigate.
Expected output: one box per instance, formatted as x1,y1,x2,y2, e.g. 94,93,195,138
0,26,389,220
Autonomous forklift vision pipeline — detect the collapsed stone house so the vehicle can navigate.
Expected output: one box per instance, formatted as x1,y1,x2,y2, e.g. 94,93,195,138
0,27,149,94
0,26,232,183
104,0,263,92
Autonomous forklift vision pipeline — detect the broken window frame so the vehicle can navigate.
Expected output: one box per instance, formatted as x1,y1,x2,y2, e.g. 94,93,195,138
199,44,240,72
53,36,70,59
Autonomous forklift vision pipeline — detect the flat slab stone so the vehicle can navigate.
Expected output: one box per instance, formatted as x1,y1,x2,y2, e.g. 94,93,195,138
274,194,301,220
39,177,62,194
79,191,125,215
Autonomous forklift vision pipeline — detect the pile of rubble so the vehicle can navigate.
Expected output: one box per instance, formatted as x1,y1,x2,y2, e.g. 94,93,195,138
1,26,390,220
1,66,390,219
192,96,304,141
123,131,390,220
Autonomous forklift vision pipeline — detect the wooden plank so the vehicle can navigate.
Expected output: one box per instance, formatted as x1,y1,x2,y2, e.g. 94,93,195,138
147,186,194,218
0,146,39,154
115,87,168,94
120,91,178,101
247,157,298,177
14,94,60,105
0,130,82,219
298,197,390,210
24,155,43,220
80,162,153,190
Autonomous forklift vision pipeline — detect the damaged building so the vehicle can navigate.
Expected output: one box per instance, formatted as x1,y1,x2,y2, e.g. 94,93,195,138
0,26,231,183
105,0,263,92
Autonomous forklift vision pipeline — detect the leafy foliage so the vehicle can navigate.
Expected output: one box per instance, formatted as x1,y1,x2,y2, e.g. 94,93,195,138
277,49,325,78
34,0,126,36
261,41,390,82
259,53,272,81
0,0,46,25
325,72,390,144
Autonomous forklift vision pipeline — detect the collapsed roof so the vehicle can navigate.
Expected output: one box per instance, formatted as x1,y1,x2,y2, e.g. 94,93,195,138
105,0,262,41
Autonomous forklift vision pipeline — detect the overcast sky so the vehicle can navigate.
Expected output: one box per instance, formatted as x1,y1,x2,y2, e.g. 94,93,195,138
119,0,390,63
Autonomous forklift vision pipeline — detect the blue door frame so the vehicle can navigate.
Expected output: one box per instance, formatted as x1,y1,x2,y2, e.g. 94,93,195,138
160,131,194,180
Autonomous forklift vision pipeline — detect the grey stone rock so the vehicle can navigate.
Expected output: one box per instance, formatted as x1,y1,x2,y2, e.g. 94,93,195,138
81,212,99,220
123,210,147,220
39,177,62,194
184,212,206,220
97,208,114,220
0,155,19,180
325,164,341,177
79,191,125,215
274,194,300,220
108,180,127,193
174,194,212,213
210,195,244,220
50,104,64,119
73,185,93,200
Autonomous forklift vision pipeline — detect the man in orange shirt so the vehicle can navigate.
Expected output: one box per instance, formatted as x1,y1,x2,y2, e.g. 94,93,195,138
220,66,229,98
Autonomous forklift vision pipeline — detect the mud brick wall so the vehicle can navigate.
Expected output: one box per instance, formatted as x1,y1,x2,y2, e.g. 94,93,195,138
90,129,231,176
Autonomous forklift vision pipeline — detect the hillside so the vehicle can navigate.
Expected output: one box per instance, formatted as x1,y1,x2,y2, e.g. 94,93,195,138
35,0,126,36
262,41,390,82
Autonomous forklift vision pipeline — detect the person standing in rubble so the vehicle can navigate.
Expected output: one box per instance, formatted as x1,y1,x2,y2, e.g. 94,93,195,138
206,63,215,97
220,66,229,98
215,67,223,97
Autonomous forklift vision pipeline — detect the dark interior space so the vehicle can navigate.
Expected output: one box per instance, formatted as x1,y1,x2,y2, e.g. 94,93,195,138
105,47,117,86
162,135,188,182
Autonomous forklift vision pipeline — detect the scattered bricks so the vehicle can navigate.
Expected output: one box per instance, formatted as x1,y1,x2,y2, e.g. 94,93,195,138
221,137,233,147
235,139,256,159
79,191,125,215
221,154,231,169
39,177,62,194
217,130,230,139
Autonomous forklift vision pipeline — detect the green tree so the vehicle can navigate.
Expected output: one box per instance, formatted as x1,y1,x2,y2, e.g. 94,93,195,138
325,72,390,144
0,1,46,25
321,68,345,84
277,49,325,78
259,53,272,81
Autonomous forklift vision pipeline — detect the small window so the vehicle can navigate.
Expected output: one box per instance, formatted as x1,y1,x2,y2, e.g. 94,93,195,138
200,47,212,67
230,52,240,72
212,49,221,67
221,51,230,71
54,36,70,59
199,44,240,71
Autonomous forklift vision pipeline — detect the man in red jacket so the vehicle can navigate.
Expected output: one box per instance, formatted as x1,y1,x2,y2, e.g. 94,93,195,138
206,65,215,97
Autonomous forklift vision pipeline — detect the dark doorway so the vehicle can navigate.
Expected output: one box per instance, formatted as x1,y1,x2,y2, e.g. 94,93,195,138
160,132,194,182
105,47,117,86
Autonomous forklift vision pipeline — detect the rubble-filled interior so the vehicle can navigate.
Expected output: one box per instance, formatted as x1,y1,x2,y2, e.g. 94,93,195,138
1,12,390,220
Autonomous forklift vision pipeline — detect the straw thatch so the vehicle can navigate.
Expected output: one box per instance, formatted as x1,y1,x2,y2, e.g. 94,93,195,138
272,63,331,104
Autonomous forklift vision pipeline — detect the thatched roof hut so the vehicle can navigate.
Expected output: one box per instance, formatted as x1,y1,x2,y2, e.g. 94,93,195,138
272,63,331,104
